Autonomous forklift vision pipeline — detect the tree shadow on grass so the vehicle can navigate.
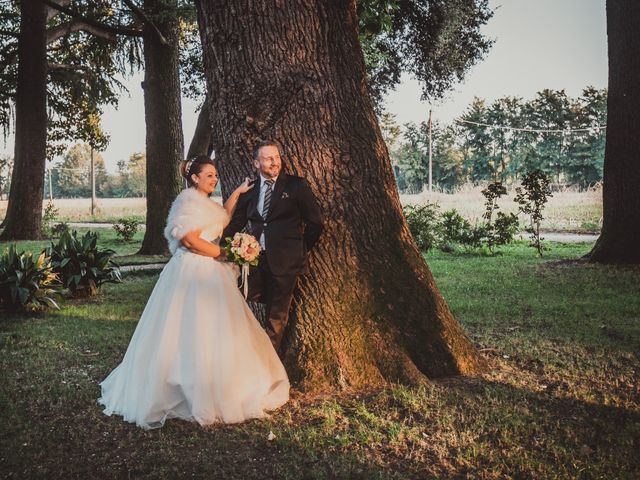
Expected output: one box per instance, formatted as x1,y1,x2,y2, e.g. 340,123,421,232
2,315,639,479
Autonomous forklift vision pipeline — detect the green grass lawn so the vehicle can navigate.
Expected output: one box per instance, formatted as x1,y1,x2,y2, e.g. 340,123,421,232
1,242,638,478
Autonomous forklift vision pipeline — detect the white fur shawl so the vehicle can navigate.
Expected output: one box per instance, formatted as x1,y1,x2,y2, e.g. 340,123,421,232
164,188,230,255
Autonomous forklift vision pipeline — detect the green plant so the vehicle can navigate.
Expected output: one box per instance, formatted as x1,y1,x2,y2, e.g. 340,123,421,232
493,211,520,246
0,245,59,312
481,181,509,253
515,170,553,256
42,200,59,238
46,230,121,297
113,217,139,242
52,222,69,238
403,202,441,252
440,209,472,248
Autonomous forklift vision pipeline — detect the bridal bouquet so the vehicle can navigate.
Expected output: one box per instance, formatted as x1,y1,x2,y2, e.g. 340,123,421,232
223,232,261,265
223,233,261,298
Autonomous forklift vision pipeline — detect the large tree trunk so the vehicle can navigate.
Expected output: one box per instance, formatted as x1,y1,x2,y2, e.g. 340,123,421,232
0,0,48,240
186,97,213,159
196,0,486,391
138,0,183,255
589,0,640,263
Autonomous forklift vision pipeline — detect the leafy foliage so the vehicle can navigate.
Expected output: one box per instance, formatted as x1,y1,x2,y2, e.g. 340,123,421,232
178,1,494,110
403,203,441,252
405,198,518,254
0,155,11,199
42,200,60,239
113,218,139,242
52,222,70,238
46,230,121,297
357,0,494,107
0,0,142,151
0,245,59,312
515,170,553,256
440,209,481,249
390,88,607,192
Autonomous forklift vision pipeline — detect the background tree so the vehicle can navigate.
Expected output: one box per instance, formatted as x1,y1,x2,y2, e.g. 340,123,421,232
394,122,429,193
0,155,12,200
528,89,572,185
0,0,48,239
392,120,464,192
137,0,184,255
196,0,486,391
392,90,606,193
52,143,108,198
589,0,640,263
459,98,492,182
104,152,146,198
565,88,607,189
357,0,493,107
0,0,143,238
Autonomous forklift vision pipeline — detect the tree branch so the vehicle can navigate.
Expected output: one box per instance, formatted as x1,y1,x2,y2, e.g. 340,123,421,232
47,63,93,73
39,0,143,37
0,30,19,38
46,0,71,22
47,20,117,44
121,0,168,45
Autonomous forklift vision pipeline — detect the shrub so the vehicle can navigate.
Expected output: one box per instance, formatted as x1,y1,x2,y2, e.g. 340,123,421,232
0,245,59,312
440,209,473,246
113,217,139,242
493,212,520,246
46,230,121,298
515,170,553,256
52,222,69,238
481,181,510,253
403,203,441,252
42,200,59,239
461,222,488,250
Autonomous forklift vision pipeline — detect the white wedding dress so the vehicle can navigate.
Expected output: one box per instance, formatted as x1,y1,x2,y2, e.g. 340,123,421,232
98,188,289,429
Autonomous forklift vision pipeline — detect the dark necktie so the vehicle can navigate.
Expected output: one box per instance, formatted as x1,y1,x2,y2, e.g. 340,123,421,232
262,179,274,218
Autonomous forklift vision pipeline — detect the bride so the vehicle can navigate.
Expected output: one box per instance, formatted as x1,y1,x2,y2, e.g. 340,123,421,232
98,155,289,429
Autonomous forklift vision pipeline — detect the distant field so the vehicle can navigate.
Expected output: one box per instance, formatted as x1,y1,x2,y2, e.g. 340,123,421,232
401,184,603,233
1,185,602,232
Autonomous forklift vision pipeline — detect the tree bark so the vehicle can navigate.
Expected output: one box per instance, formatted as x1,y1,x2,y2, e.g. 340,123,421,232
1,0,48,240
186,97,213,159
196,0,486,391
589,0,640,263
138,0,183,255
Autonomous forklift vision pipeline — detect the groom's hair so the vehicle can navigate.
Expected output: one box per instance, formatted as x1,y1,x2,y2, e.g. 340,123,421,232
252,139,280,160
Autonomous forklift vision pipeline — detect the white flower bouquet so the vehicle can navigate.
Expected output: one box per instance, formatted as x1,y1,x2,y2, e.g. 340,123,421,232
223,233,261,298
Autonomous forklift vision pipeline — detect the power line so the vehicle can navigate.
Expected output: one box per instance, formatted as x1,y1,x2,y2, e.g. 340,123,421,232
454,118,607,134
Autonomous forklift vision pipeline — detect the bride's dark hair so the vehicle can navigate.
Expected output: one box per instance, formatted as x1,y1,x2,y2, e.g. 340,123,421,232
180,155,215,187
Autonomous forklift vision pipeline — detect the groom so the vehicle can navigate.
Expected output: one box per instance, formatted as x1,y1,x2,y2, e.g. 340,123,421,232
222,140,324,354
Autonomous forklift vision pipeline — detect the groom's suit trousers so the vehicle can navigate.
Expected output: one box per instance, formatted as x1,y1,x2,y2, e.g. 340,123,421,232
247,251,297,353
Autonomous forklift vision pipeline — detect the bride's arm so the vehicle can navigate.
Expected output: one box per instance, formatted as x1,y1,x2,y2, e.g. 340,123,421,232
224,178,254,216
180,229,222,257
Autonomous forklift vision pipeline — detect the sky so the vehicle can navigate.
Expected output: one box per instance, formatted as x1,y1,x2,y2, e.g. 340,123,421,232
1,0,607,173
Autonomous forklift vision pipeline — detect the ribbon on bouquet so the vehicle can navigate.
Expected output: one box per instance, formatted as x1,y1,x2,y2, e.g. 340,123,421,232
240,263,250,299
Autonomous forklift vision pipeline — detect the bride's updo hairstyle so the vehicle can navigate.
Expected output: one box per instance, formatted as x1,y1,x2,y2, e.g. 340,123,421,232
180,155,215,187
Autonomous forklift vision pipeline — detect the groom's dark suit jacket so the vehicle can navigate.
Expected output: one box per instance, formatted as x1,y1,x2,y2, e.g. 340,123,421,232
223,174,324,276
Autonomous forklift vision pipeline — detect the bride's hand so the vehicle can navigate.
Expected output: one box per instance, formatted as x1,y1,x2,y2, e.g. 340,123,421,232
236,177,254,194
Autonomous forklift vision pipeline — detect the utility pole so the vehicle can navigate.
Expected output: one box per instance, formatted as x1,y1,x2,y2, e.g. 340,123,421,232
90,147,96,217
428,109,433,193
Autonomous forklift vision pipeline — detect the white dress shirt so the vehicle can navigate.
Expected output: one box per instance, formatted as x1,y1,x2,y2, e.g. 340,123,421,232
257,174,278,250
